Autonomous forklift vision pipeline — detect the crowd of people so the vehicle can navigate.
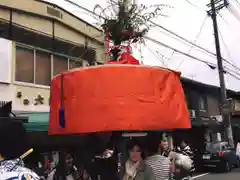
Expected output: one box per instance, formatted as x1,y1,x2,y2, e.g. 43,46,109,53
40,138,195,180
0,120,196,180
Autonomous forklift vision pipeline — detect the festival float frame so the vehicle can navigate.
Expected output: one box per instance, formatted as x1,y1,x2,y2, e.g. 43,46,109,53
48,62,191,135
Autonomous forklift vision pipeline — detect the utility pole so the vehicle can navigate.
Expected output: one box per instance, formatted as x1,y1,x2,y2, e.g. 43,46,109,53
207,0,234,147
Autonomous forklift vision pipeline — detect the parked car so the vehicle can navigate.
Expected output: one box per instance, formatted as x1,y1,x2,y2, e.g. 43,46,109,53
202,141,239,172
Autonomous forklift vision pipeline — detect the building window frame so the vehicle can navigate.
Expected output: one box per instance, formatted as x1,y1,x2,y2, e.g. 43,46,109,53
199,95,207,112
14,43,85,88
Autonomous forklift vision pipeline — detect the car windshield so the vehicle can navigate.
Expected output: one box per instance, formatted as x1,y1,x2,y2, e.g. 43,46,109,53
205,142,225,153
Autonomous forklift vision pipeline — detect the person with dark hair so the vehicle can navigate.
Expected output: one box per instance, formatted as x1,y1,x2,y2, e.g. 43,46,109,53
176,140,195,179
122,139,155,180
145,138,171,180
47,150,80,180
0,121,40,179
158,140,171,158
177,141,194,164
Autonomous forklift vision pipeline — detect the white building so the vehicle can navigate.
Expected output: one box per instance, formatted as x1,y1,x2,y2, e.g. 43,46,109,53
0,0,105,131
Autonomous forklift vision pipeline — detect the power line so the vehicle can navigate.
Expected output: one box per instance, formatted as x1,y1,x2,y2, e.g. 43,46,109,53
104,0,220,60
151,19,240,72
227,4,240,23
218,12,231,26
145,45,168,67
63,0,240,79
176,15,208,70
225,66,240,78
226,71,240,80
145,36,240,81
64,0,240,73
218,27,239,70
184,0,205,11
144,36,216,67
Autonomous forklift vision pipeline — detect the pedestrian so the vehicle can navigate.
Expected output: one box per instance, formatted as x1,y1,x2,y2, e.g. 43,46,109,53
0,121,40,179
178,141,194,161
145,140,171,180
122,139,156,180
47,150,80,180
176,140,195,179
158,139,171,158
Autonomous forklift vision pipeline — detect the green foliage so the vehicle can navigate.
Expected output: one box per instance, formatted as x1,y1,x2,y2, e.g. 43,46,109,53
95,0,170,46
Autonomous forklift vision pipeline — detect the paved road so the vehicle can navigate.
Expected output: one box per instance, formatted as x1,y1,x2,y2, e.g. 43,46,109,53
193,168,240,180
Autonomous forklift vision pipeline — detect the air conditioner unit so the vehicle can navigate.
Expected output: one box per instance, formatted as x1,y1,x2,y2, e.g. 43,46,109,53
210,115,223,122
189,109,196,118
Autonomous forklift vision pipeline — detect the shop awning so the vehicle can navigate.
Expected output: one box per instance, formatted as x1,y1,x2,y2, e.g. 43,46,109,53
19,112,49,132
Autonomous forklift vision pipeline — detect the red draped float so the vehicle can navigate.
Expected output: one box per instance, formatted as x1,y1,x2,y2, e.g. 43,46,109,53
48,53,190,134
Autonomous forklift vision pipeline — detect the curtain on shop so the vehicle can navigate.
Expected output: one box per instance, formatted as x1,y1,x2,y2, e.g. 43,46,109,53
19,112,49,132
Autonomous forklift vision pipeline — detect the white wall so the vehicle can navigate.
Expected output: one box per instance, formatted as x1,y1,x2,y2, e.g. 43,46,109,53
12,84,50,113
0,84,14,102
0,83,50,113
0,38,12,83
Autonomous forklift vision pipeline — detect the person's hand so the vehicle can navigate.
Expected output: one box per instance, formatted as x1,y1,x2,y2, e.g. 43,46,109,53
134,161,140,169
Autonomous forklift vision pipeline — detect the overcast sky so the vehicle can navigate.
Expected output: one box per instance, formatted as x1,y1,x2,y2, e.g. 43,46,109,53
45,0,240,91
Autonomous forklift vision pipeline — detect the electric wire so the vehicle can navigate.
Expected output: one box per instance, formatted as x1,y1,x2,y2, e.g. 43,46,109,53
145,45,168,67
227,4,240,23
144,36,216,67
64,0,240,73
218,27,239,72
176,15,207,70
184,0,205,11
63,0,240,79
151,19,240,72
169,50,176,61
226,71,240,80
217,12,231,26
145,36,240,80
146,38,240,81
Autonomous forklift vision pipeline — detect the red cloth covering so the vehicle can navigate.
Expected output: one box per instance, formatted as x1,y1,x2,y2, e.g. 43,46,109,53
48,65,190,135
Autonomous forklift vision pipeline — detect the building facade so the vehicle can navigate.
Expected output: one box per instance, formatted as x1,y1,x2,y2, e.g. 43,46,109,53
0,0,105,114
173,78,240,147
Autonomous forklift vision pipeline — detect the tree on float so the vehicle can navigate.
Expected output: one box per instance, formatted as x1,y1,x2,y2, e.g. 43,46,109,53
93,0,171,61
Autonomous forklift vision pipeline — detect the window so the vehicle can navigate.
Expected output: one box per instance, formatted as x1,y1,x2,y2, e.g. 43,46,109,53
15,45,91,86
15,46,34,83
35,50,51,86
199,96,206,111
53,55,68,76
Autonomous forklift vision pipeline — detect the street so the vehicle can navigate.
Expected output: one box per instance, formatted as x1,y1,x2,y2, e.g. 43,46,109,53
193,168,240,180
